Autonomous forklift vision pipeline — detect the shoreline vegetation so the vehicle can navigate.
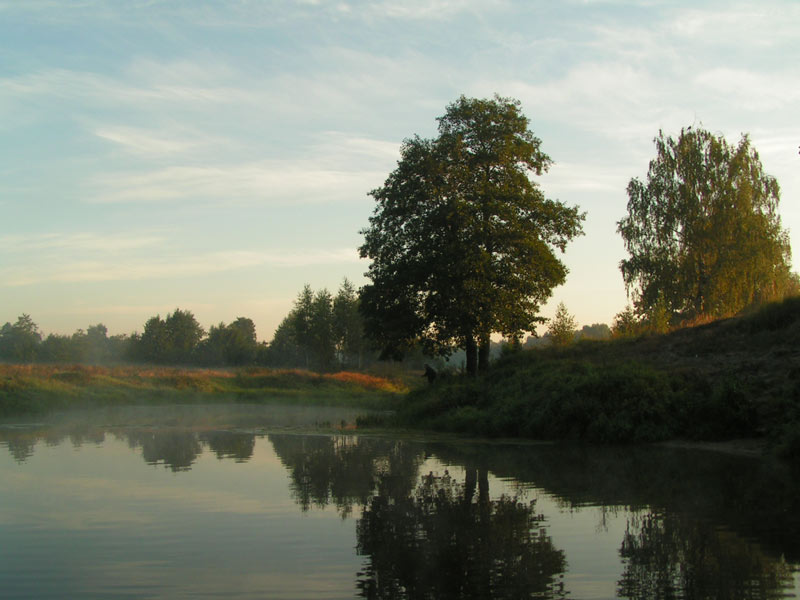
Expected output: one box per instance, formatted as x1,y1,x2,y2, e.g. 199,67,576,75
2,296,800,460
0,365,408,417
386,296,800,460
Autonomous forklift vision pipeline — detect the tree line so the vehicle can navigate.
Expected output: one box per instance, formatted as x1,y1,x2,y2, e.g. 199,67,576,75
0,280,400,370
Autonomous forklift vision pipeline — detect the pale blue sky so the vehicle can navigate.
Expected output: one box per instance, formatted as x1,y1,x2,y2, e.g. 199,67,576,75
2,0,799,341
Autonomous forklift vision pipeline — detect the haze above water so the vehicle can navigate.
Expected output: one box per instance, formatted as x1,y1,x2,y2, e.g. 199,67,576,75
1,406,798,599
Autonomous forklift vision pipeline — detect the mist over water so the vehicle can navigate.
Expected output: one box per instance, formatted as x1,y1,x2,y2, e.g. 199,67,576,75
1,405,798,599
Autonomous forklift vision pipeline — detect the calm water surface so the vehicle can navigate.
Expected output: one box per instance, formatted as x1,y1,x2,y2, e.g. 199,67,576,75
1,405,798,599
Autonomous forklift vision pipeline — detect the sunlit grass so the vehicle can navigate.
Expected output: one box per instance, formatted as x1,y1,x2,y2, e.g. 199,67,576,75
0,364,406,416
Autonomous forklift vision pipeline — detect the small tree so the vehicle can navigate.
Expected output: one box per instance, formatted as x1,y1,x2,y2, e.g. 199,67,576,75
612,305,641,338
547,302,576,347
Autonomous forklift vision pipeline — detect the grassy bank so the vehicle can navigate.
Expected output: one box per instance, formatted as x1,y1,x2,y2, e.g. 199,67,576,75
389,297,800,457
0,364,407,416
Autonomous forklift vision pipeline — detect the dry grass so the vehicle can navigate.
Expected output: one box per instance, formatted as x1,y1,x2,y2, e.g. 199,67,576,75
325,371,407,393
0,363,405,416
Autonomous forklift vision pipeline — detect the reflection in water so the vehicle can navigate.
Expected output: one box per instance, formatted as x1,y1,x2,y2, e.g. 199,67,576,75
356,469,566,599
125,430,203,471
1,414,799,599
618,511,794,600
269,433,421,517
200,430,256,462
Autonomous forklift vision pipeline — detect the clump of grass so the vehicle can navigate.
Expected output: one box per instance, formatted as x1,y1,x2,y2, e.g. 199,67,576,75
325,371,406,393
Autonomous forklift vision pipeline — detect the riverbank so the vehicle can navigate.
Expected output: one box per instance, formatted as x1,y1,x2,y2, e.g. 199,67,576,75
390,297,800,458
0,364,407,416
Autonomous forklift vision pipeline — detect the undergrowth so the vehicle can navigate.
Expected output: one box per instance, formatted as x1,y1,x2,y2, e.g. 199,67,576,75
395,296,800,451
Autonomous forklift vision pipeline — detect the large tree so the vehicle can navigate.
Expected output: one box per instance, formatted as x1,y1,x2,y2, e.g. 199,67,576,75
359,95,584,375
618,127,794,321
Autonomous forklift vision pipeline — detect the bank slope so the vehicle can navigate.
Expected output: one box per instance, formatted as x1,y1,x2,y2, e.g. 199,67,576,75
396,297,800,457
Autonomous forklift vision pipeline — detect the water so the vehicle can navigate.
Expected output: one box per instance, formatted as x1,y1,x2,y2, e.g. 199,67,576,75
1,405,798,599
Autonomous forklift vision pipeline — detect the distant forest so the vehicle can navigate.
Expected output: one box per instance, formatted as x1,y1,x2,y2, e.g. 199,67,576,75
0,278,610,372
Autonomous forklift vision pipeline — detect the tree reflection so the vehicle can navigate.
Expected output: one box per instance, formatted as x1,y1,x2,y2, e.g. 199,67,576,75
268,434,422,517
199,431,255,462
618,511,794,599
356,469,567,600
2,433,37,463
125,431,202,472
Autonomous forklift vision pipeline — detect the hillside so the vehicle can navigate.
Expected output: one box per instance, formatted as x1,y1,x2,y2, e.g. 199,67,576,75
393,297,800,457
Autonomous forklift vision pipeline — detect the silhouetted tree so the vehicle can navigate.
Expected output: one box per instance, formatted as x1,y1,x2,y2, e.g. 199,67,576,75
360,95,584,375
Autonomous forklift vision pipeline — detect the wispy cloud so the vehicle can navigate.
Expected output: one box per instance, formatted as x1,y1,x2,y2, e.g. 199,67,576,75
694,68,800,112
670,4,800,46
366,0,508,20
88,161,386,205
0,232,164,252
1,247,360,287
93,126,204,156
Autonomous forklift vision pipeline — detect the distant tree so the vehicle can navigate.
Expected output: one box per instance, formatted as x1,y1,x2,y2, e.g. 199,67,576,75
267,285,334,370
137,315,170,363
612,305,641,338
0,314,42,362
85,324,110,363
308,289,336,370
547,302,577,347
291,285,315,368
106,333,131,363
224,317,258,365
577,323,611,341
618,127,794,321
135,309,204,364
360,95,584,376
201,317,258,366
267,317,303,367
164,309,204,363
333,279,366,369
39,333,74,362
268,282,374,371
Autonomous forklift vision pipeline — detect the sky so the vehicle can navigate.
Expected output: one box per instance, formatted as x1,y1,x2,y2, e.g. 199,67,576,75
2,0,799,342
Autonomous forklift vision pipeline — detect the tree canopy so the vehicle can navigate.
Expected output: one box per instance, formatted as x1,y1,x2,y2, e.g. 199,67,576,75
618,127,795,321
359,95,584,375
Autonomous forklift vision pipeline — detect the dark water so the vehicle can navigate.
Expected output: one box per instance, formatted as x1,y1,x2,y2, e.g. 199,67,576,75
1,405,798,599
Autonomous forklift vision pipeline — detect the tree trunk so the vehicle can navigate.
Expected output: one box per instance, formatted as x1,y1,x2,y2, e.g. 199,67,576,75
478,333,490,373
465,335,478,376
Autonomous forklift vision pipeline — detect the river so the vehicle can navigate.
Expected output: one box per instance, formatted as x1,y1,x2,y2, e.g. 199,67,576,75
1,405,798,599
